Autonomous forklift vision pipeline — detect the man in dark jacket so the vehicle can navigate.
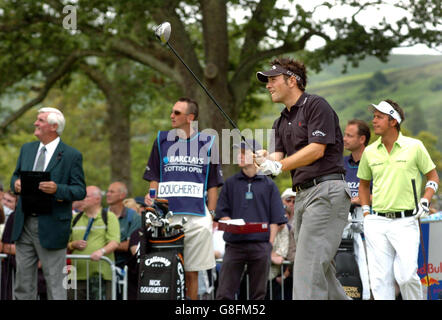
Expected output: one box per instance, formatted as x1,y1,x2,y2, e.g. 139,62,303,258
11,107,86,300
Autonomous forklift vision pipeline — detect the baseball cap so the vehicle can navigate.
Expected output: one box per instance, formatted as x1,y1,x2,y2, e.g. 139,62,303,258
134,196,147,207
370,101,402,124
233,139,262,151
281,188,296,200
256,64,301,83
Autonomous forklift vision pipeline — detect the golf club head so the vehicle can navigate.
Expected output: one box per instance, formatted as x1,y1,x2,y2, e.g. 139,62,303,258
170,221,183,229
154,22,171,44
151,220,163,228
165,211,174,219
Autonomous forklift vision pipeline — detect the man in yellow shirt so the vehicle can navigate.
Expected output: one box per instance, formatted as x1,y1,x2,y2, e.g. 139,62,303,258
68,186,120,300
358,99,439,300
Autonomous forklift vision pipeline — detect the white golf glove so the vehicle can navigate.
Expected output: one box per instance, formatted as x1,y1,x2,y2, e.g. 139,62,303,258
414,198,430,220
257,159,282,176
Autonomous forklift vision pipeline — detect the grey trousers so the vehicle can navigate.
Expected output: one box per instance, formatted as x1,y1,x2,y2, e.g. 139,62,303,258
292,180,351,300
15,216,67,300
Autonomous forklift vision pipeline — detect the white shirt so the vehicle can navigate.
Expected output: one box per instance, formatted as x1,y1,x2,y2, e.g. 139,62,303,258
33,137,61,171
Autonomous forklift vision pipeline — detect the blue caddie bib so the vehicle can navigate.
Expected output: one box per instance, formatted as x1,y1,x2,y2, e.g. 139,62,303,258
157,130,215,216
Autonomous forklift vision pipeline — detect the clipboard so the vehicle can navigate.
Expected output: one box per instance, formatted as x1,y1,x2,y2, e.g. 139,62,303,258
20,171,53,215
218,220,269,234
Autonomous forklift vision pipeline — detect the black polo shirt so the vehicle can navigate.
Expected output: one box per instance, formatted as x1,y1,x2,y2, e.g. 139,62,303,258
272,92,345,187
215,170,287,243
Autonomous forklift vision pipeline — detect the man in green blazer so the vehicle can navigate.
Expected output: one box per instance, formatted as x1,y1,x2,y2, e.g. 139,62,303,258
10,107,86,300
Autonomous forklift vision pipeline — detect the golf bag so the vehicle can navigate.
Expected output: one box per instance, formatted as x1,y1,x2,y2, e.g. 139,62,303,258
335,221,363,300
137,199,186,300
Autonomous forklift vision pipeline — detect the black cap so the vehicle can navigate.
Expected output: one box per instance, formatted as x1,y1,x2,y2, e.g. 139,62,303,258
257,64,301,83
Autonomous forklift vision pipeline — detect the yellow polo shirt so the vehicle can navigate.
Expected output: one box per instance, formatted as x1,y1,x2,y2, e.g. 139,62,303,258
69,208,120,280
357,133,435,212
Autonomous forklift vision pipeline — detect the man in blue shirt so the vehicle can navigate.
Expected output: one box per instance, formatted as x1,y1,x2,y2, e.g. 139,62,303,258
215,139,287,300
343,119,371,299
343,119,371,207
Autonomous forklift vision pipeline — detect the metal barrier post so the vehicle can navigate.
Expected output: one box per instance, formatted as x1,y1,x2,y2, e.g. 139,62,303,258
66,254,119,300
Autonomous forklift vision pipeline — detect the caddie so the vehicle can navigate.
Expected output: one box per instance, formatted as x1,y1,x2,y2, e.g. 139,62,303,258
142,97,223,300
358,99,439,300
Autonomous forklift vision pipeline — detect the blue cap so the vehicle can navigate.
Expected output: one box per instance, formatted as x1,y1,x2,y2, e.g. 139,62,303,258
233,139,262,151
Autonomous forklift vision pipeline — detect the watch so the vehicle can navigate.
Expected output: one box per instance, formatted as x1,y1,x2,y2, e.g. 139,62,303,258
209,210,216,219
101,248,106,255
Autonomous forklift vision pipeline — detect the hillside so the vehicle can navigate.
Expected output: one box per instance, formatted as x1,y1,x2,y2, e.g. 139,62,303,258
308,54,442,85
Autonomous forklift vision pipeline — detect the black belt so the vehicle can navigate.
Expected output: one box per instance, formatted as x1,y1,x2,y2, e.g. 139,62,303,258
373,210,414,219
294,173,345,193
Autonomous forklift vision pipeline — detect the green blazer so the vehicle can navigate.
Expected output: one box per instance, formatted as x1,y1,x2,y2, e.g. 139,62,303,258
11,140,86,249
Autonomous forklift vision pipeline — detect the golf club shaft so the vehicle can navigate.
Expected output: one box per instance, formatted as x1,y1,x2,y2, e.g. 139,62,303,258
412,178,431,299
166,42,255,152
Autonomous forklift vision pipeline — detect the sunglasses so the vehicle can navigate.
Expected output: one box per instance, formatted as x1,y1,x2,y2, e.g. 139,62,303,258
172,110,189,116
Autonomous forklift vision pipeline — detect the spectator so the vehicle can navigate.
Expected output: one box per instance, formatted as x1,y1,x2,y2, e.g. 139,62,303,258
278,188,297,300
10,107,86,300
1,204,16,300
343,119,371,300
134,196,148,215
280,188,296,226
266,222,290,300
142,97,223,300
215,139,287,300
123,198,141,215
105,181,141,270
67,186,120,300
2,190,17,224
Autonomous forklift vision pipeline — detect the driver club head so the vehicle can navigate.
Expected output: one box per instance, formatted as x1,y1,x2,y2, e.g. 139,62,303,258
154,22,171,44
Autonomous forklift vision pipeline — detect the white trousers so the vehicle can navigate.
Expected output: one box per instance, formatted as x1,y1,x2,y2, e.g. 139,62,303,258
364,215,423,300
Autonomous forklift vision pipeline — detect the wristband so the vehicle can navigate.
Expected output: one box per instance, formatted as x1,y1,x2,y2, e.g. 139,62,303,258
425,181,438,193
362,205,370,215
68,242,74,251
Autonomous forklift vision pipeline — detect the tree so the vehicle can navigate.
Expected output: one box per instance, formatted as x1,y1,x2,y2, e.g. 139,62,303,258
1,0,441,182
